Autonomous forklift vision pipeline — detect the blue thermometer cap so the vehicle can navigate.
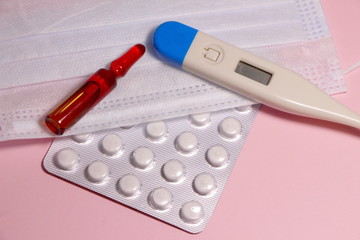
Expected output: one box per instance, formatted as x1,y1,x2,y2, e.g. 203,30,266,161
153,21,198,68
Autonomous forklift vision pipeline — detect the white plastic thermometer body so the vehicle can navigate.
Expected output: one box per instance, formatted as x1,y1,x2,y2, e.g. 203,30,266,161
153,21,360,129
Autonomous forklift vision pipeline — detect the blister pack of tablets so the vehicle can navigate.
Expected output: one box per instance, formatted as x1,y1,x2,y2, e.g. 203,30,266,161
43,105,259,233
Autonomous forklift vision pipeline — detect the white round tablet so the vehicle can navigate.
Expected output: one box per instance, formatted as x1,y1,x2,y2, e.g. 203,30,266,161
235,105,251,113
180,201,204,224
193,173,217,196
206,145,229,168
86,161,110,183
117,174,141,197
148,187,172,211
71,133,93,143
175,132,198,154
131,147,154,169
100,134,123,156
189,112,211,127
162,159,185,182
218,117,242,140
54,148,79,171
145,121,167,141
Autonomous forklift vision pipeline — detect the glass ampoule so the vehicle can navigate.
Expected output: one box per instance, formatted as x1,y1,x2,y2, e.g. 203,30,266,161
45,44,146,135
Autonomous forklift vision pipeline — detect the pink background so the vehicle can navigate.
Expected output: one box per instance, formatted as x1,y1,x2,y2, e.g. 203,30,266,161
1,1,360,239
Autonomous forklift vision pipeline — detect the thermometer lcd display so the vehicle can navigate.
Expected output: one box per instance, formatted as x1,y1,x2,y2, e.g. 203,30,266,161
235,61,272,85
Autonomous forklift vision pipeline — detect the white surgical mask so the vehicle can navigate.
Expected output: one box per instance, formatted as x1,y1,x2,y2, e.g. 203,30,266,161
0,0,346,141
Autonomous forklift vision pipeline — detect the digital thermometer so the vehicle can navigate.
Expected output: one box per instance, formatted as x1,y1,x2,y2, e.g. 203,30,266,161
153,21,360,130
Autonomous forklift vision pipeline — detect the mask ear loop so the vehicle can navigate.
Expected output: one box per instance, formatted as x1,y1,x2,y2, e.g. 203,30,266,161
343,60,360,75
326,61,360,95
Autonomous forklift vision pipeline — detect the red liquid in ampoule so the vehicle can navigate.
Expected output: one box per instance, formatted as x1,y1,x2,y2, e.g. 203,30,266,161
45,44,146,135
